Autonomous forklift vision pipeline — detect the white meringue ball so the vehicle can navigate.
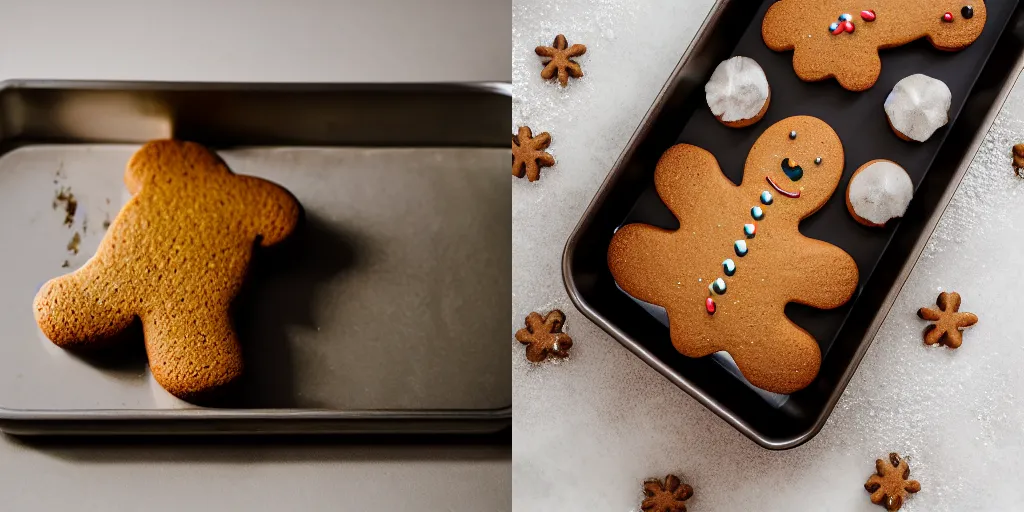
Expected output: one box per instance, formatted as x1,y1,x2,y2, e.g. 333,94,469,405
705,56,769,124
847,160,914,226
884,74,951,142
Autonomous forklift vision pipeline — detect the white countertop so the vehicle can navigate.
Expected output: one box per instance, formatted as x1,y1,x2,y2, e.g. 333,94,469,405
0,1,510,510
513,1,1024,511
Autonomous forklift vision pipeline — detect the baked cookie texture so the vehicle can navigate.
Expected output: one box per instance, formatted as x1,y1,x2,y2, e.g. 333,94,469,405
33,140,300,400
763,1,987,91
608,116,859,394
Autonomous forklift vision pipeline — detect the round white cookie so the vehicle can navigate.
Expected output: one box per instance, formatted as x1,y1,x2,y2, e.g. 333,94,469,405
884,74,951,142
705,56,770,128
846,159,914,227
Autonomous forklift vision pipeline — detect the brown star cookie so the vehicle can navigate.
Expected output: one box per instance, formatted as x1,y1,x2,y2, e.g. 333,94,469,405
535,34,586,87
515,310,572,362
917,291,977,348
641,474,693,512
1013,143,1024,177
512,126,555,182
864,453,921,511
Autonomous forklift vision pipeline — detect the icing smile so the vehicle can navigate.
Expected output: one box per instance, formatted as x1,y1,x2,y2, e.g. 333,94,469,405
765,175,801,198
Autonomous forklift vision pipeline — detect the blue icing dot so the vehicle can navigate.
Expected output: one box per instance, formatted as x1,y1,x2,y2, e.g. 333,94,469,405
711,278,726,295
744,223,756,238
751,206,764,220
734,240,748,257
723,258,736,276
829,22,839,32
760,190,773,205
840,13,852,21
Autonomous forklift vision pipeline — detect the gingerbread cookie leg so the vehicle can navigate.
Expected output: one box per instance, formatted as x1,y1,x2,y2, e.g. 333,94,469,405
729,319,821,394
34,271,135,349
142,306,243,399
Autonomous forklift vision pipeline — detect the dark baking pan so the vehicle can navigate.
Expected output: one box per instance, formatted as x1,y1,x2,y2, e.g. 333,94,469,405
0,81,510,435
564,0,1024,449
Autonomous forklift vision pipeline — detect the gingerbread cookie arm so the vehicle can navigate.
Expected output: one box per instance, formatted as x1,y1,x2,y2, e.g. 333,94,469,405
782,238,859,309
729,317,821,394
654,144,738,216
34,267,136,349
608,224,679,307
238,176,301,248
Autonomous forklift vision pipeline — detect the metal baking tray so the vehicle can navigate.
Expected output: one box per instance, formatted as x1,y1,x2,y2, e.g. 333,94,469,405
564,0,1024,449
0,81,511,435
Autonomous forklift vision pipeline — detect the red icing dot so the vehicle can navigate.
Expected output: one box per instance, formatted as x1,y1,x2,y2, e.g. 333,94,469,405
706,297,716,315
844,20,855,33
943,11,954,22
860,10,876,21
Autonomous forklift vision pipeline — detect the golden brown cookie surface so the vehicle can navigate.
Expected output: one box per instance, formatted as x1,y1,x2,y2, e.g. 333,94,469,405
33,140,300,400
607,116,858,394
763,1,987,91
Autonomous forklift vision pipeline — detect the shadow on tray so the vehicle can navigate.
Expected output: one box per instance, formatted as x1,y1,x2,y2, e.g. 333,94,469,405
63,212,362,408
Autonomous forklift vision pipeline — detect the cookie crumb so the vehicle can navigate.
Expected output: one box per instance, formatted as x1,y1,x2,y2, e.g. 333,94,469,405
642,474,693,512
515,310,572,362
102,218,111,230
864,453,920,511
66,232,81,255
53,187,77,227
917,291,977,348
61,260,70,268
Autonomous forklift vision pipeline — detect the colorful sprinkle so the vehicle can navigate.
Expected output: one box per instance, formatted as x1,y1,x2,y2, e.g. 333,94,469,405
789,130,797,140
831,23,845,35
744,223,756,238
760,190,773,205
962,5,974,19
751,206,764,220
839,13,852,21
814,156,822,165
723,258,736,276
943,11,953,22
829,22,839,32
860,9,876,21
706,297,716,314
843,20,855,33
711,278,727,295
734,240,748,256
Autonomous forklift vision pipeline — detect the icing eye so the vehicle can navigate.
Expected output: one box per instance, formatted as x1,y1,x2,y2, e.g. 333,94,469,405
781,158,803,181
788,130,797,140
962,5,974,19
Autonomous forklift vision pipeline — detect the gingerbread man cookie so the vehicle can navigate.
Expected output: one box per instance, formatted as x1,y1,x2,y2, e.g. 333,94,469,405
33,140,301,400
763,1,987,91
608,116,859,394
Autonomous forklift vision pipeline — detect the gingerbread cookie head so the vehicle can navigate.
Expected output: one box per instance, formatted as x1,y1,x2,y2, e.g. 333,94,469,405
928,2,987,49
34,140,301,401
763,1,987,91
747,116,845,220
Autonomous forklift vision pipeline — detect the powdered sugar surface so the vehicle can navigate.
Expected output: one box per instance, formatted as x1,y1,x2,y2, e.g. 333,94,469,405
848,160,914,225
884,74,952,142
705,55,769,122
513,1,1024,510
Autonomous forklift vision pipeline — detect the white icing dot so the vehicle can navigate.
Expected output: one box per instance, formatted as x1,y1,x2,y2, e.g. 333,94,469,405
884,74,951,142
848,160,914,225
704,56,769,123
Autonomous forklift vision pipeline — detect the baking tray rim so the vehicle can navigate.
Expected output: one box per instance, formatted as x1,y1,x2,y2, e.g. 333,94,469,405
0,79,512,434
561,0,1023,449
